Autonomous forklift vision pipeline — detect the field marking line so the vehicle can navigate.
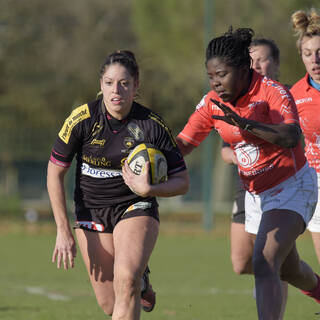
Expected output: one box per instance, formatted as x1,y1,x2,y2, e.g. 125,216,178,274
25,286,70,301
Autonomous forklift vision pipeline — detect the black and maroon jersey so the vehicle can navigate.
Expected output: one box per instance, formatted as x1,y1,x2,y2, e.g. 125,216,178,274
50,98,186,208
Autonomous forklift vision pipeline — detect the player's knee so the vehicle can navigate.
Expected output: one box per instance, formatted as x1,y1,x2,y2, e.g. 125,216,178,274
231,255,253,275
114,271,140,297
97,298,114,316
252,253,278,278
280,263,301,283
232,263,250,275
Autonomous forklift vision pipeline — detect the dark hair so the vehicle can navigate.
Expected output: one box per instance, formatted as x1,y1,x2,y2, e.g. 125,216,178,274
250,38,280,65
206,27,254,69
99,50,139,81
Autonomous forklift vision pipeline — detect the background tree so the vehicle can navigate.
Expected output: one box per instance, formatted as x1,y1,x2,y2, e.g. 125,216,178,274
0,0,317,207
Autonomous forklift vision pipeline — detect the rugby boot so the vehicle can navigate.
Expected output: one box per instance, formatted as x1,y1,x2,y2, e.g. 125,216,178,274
141,266,156,312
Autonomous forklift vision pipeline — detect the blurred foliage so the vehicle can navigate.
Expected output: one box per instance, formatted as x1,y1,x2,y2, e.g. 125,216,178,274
0,0,135,161
132,0,205,133
0,194,23,218
0,0,318,182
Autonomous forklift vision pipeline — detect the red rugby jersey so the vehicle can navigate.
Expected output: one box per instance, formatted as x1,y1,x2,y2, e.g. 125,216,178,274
291,73,320,173
178,71,306,194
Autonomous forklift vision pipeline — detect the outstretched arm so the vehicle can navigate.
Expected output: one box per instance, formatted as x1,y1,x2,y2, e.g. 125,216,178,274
211,99,301,148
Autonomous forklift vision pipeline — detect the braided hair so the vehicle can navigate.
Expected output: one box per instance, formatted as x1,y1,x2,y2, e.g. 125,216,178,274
206,27,254,69
100,50,139,81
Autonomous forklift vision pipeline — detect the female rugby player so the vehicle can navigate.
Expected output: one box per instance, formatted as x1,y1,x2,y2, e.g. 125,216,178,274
47,50,189,320
177,27,320,319
291,8,320,265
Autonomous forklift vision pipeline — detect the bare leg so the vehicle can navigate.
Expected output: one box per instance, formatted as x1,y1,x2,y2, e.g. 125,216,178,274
230,222,255,274
112,216,159,320
311,232,320,264
75,229,115,316
253,209,317,320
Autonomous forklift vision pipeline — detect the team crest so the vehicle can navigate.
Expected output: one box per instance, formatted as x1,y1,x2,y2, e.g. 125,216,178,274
124,137,135,149
234,142,260,168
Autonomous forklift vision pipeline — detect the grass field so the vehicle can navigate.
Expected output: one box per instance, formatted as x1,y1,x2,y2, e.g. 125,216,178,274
1,215,319,320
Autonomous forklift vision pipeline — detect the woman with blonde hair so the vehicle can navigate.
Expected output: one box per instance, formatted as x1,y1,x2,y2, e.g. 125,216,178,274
290,8,320,267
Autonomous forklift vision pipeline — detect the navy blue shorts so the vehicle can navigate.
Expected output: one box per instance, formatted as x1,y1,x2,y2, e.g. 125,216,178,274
231,176,245,224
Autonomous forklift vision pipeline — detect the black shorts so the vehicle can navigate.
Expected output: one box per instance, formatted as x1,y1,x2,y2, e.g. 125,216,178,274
74,201,159,233
231,176,246,224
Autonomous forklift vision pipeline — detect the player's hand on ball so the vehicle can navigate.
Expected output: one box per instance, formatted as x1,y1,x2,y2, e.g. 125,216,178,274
52,229,77,270
122,160,151,197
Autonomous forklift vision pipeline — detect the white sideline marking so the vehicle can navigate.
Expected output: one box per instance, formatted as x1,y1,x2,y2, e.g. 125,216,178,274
25,286,70,301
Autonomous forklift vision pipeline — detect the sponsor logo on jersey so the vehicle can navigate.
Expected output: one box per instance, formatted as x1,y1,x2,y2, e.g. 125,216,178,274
91,122,103,136
234,142,260,169
248,100,264,109
262,78,292,101
81,163,121,178
127,123,144,141
59,104,90,144
295,97,312,105
82,155,111,167
90,138,106,146
240,163,274,177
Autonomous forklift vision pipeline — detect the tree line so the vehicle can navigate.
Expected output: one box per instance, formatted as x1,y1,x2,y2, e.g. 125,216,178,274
0,0,316,196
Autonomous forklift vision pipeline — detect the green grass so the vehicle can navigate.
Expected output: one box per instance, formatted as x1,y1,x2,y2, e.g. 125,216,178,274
0,216,319,319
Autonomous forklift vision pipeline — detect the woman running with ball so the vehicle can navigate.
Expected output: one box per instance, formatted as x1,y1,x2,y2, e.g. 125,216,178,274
47,50,188,320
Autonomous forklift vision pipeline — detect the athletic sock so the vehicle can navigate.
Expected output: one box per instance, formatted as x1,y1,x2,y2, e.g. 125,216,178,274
141,277,146,292
301,274,320,304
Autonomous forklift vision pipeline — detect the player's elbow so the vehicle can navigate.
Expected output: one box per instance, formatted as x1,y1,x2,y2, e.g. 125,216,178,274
283,138,299,148
277,133,299,148
180,176,190,195
281,125,301,148
175,170,190,195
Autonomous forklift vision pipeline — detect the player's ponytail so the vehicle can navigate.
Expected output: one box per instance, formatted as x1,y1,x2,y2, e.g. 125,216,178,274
291,8,320,53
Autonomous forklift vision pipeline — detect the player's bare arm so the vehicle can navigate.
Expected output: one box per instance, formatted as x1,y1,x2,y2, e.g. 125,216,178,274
47,161,77,270
211,99,301,148
122,161,189,198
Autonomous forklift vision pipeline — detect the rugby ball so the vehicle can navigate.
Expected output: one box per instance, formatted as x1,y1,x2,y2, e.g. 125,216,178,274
127,143,168,184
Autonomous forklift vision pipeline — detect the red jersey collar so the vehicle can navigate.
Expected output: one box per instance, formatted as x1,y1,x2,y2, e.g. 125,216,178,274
301,73,312,91
232,70,262,108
